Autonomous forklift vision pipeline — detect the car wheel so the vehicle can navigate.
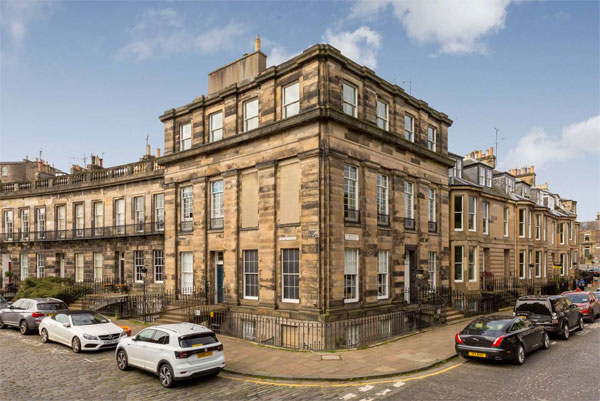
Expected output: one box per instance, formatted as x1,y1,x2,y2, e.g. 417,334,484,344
41,328,49,344
577,316,584,331
19,320,29,335
72,336,81,353
541,332,550,350
116,349,129,371
158,363,175,388
514,344,525,365
560,322,569,340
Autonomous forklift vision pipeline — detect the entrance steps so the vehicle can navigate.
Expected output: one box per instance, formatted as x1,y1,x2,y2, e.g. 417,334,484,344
446,308,464,324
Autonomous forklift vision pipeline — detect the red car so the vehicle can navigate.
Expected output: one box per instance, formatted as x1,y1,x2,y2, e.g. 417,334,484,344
561,291,600,322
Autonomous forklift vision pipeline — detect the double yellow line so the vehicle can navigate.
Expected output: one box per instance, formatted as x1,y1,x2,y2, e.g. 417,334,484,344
219,361,465,388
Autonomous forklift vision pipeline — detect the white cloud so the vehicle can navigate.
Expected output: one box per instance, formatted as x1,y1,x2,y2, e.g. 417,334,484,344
267,46,300,67
350,0,512,55
115,8,245,62
501,115,600,170
322,26,381,69
1,0,56,46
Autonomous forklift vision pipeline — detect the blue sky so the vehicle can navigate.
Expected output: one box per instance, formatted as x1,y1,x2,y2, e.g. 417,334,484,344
1,0,599,220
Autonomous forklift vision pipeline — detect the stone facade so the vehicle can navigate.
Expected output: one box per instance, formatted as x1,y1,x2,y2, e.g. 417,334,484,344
579,213,600,265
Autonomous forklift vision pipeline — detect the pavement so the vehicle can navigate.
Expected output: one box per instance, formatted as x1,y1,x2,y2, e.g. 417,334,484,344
114,314,482,381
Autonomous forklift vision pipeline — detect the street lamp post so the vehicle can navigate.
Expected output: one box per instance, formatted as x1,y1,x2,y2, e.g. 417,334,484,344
140,266,147,323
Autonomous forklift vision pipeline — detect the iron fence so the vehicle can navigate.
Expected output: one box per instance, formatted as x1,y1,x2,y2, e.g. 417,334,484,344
0,223,164,243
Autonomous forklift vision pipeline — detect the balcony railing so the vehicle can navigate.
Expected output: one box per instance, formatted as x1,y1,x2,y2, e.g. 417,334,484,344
404,218,415,230
377,213,390,227
180,220,194,232
210,217,224,230
345,209,360,223
428,221,437,233
0,223,164,242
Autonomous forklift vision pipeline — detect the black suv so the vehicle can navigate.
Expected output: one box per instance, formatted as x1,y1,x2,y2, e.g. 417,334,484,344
514,295,584,340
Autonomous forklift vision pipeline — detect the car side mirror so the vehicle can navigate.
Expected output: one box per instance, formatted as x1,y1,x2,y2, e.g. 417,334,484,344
131,336,137,342
63,323,70,328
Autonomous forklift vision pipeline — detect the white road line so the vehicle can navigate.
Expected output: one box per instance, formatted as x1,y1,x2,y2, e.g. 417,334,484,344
376,389,391,396
358,385,374,392
358,398,374,401
341,393,357,400
393,382,406,388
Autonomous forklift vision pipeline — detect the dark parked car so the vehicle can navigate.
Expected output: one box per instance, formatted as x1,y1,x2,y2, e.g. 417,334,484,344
514,295,584,340
455,315,549,365
562,291,600,322
0,298,70,334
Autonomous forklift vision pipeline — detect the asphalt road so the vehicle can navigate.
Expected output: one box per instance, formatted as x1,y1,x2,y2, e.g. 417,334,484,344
0,320,598,401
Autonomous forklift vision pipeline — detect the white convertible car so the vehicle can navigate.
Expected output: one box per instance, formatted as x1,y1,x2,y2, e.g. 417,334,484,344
39,310,126,353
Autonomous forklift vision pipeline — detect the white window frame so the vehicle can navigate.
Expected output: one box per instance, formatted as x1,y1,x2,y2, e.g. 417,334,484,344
243,98,259,132
243,250,259,300
1,166,7,176
486,169,492,187
551,221,555,244
519,209,525,238
154,193,165,231
377,250,389,299
209,112,223,142
36,207,45,236
180,123,192,151
20,253,29,279
36,254,44,278
584,234,590,242
134,250,144,283
479,168,485,186
468,196,476,232
74,203,84,237
20,208,29,238
404,182,414,220
3,210,13,240
404,114,414,142
282,82,300,118
427,126,436,152
344,165,359,219
468,247,477,282
559,222,565,245
154,250,164,283
115,199,125,233
528,211,532,238
93,202,103,235
543,252,547,278
454,246,464,283
281,248,300,303
342,82,358,117
519,250,526,279
210,180,224,229
584,246,590,257
181,186,193,221
535,214,541,240
75,253,84,282
180,252,194,294
344,248,359,303
535,251,542,278
376,100,388,130
482,202,489,235
93,252,102,282
134,196,144,232
428,188,436,223
428,252,437,288
376,174,388,221
503,207,509,237
454,195,463,231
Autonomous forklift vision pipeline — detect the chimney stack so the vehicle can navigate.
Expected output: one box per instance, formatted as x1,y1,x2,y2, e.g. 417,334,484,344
596,211,600,221
156,148,161,158
255,34,261,52
146,143,151,156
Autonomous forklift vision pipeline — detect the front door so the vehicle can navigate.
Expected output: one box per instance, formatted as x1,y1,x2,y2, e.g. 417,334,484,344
116,252,125,284
215,252,224,303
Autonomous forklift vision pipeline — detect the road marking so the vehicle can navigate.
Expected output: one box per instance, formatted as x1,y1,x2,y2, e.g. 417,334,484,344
376,389,391,396
219,362,465,388
341,393,356,400
358,385,374,392
358,398,374,401
393,381,405,388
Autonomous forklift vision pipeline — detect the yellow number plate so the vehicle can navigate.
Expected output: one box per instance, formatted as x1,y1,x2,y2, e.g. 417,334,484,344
48,313,55,317
468,352,486,358
197,351,213,359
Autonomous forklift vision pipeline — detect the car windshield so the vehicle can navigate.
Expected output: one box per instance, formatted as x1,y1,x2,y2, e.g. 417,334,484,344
71,313,109,326
37,302,68,311
179,333,218,348
565,294,589,303
465,319,510,334
515,301,551,316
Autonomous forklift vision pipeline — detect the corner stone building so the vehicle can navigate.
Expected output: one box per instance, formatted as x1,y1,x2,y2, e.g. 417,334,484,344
1,43,453,322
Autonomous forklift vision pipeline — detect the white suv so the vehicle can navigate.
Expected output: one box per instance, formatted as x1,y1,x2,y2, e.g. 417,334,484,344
115,323,225,387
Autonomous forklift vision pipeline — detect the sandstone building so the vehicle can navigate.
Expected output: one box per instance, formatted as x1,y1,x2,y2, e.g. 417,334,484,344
0,41,578,327
579,212,600,265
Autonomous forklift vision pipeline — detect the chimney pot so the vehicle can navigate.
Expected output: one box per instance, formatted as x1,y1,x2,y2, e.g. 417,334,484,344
489,147,494,156
255,34,261,52
530,166,535,173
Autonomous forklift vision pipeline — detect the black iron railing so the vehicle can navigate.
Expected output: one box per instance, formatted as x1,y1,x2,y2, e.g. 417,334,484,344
0,223,164,242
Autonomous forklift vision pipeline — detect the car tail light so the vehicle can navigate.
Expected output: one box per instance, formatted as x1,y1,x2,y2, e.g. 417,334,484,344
32,312,45,318
455,333,464,344
214,344,223,352
175,351,190,359
491,336,505,347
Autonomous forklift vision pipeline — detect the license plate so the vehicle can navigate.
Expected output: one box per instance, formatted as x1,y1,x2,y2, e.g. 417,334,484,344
519,316,527,319
104,339,118,344
197,351,213,359
48,313,55,317
468,352,486,358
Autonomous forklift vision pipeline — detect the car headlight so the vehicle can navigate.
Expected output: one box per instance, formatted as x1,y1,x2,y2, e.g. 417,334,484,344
83,334,99,340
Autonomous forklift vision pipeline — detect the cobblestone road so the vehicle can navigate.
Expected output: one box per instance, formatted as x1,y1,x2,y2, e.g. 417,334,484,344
0,321,598,400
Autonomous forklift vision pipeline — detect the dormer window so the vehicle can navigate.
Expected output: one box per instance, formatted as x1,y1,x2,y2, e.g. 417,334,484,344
479,168,485,186
478,166,492,187
505,178,514,194
486,169,492,187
